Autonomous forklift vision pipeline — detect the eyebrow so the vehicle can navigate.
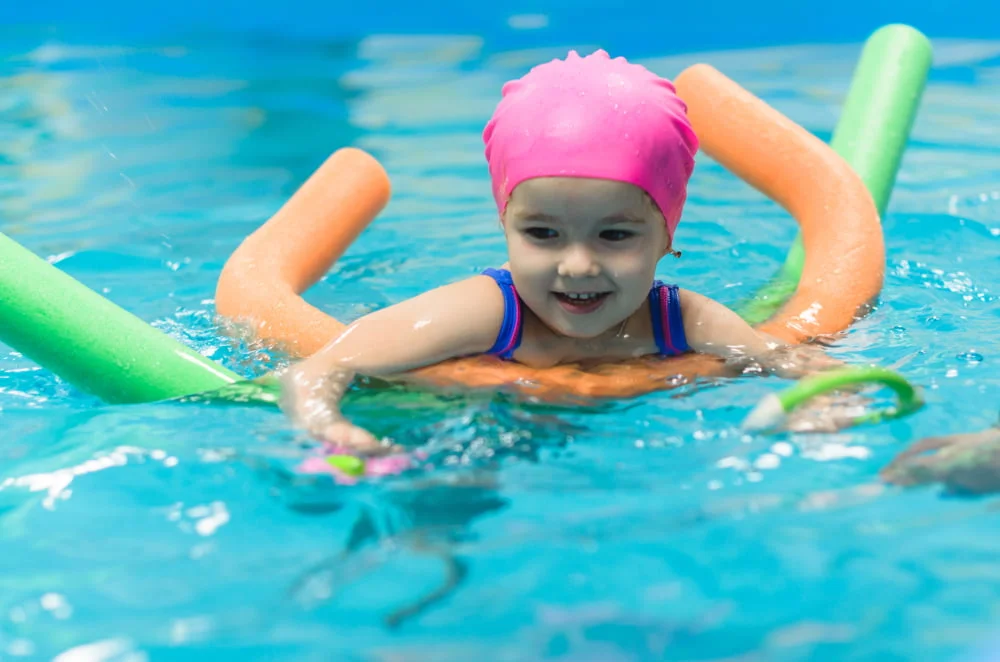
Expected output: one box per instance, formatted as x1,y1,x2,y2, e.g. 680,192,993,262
519,212,560,223
516,212,647,224
601,213,647,224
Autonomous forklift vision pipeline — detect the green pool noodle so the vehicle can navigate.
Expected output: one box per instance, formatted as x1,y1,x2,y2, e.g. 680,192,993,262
0,232,241,404
737,24,933,324
743,365,925,432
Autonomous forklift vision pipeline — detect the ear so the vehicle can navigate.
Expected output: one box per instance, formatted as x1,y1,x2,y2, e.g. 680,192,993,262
660,236,681,259
646,193,677,258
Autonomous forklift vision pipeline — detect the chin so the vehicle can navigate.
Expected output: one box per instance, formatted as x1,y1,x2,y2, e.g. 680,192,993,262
548,319,610,340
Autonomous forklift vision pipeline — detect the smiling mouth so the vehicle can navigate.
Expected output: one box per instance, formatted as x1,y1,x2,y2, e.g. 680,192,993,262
553,291,611,313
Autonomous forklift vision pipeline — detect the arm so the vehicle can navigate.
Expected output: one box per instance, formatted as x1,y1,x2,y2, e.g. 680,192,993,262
280,275,505,451
679,289,843,378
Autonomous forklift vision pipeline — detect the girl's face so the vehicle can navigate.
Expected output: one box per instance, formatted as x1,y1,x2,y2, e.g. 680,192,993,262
503,177,670,339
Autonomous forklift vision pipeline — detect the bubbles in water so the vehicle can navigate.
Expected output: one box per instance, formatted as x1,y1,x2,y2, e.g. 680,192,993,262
956,350,985,365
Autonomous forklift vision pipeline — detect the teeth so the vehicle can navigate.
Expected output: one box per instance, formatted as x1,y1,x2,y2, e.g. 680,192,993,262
564,293,599,301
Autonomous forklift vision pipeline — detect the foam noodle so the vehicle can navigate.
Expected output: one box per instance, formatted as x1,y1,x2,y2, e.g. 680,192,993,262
216,147,388,355
675,64,884,344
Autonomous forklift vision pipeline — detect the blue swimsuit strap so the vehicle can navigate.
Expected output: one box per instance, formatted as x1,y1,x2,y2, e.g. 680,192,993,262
481,268,523,360
649,281,689,357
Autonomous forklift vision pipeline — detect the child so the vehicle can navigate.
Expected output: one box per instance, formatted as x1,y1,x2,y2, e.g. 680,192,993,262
280,50,835,453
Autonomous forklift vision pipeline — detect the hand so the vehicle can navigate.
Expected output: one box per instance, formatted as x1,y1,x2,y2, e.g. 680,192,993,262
781,391,872,433
320,420,395,456
278,364,394,455
880,426,1000,494
756,343,846,380
278,363,336,430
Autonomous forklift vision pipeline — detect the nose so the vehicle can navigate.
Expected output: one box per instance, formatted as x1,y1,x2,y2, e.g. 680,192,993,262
557,244,600,279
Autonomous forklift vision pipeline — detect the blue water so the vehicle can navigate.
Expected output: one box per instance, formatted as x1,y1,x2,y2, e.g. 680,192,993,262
2,18,1000,662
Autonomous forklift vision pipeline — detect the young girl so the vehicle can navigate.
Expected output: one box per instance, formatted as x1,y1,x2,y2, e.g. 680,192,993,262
280,50,831,453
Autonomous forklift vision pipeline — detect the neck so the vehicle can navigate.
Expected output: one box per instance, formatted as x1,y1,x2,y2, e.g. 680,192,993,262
531,309,638,348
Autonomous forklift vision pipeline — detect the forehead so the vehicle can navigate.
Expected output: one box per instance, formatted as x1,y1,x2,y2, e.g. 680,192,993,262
507,177,652,219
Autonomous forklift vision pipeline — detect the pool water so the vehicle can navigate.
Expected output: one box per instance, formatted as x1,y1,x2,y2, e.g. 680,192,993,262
2,28,1000,661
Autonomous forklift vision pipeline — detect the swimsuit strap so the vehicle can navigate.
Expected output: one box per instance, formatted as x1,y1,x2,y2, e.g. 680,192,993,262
481,268,524,360
649,281,689,357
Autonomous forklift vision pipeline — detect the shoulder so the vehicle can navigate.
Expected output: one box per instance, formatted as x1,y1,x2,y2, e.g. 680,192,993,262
675,288,734,342
423,273,507,316
676,287,714,315
674,288,771,356
676,287,743,323
410,274,509,353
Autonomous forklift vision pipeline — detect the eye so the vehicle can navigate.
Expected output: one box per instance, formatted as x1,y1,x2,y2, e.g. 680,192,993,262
600,229,636,241
524,227,558,240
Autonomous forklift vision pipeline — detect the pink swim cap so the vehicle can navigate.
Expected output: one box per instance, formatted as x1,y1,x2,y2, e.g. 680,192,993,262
483,50,699,239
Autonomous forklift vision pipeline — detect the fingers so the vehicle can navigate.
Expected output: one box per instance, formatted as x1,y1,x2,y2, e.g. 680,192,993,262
321,421,379,452
879,451,942,486
881,434,957,471
320,421,401,457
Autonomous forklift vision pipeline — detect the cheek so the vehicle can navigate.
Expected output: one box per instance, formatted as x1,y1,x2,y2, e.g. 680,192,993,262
508,241,551,273
606,244,658,278
507,244,552,293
